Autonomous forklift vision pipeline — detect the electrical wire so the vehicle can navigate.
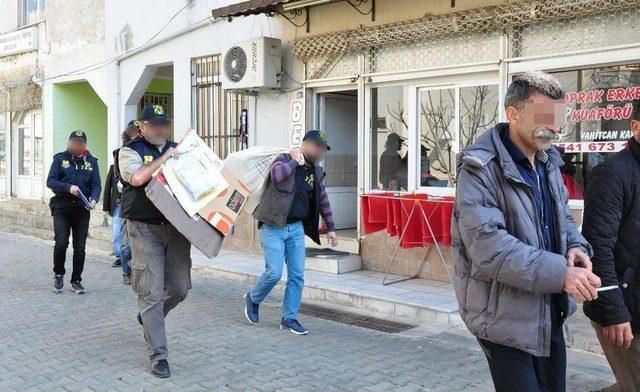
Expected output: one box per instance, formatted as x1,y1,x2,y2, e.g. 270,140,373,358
34,0,195,83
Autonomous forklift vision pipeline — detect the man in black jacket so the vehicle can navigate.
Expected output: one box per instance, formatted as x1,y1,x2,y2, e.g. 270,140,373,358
46,130,101,294
583,99,640,391
103,121,139,283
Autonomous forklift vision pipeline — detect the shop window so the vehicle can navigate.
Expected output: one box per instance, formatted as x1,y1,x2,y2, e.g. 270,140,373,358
551,65,640,200
33,113,43,177
418,84,499,188
18,0,45,27
370,86,409,191
191,55,249,159
0,113,6,176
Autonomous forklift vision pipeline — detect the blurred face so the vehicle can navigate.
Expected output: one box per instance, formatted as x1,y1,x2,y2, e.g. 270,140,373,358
301,140,327,164
67,139,86,156
125,128,140,140
506,92,567,154
632,119,640,144
140,121,170,146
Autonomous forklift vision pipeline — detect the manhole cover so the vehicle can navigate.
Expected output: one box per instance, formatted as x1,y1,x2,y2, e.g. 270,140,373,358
299,303,416,333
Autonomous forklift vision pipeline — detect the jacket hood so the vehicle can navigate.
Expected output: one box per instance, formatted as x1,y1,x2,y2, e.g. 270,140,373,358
458,123,564,184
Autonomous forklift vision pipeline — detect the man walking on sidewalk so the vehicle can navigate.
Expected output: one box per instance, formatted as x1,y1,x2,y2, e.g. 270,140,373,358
244,130,338,335
451,71,601,392
103,121,139,284
47,130,101,294
119,105,191,378
583,99,640,392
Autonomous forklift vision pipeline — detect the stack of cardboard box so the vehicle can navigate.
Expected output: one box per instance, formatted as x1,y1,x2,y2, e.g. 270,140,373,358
145,131,251,258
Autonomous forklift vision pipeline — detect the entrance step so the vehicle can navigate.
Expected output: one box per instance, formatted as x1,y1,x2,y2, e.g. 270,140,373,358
305,248,361,274
305,233,359,254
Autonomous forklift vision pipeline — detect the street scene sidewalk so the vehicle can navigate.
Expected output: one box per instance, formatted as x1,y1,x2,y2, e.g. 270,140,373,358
0,232,614,392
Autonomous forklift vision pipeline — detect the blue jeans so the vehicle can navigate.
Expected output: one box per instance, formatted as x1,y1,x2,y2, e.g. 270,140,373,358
250,222,306,319
111,203,124,260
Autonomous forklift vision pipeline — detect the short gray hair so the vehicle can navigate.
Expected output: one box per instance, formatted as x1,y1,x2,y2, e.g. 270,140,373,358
504,71,566,110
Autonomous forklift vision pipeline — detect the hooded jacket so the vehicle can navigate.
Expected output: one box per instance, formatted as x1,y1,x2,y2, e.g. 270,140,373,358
451,124,591,357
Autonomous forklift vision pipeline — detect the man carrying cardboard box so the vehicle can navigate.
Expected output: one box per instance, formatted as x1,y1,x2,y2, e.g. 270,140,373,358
245,130,338,335
118,105,190,379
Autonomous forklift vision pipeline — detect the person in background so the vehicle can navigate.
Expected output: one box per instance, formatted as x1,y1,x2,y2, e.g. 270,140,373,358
103,120,139,284
47,130,101,295
119,105,190,378
583,99,640,392
451,71,600,392
245,130,338,335
379,133,406,190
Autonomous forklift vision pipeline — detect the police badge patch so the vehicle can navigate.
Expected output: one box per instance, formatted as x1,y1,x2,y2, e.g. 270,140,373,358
61,160,70,169
144,156,154,164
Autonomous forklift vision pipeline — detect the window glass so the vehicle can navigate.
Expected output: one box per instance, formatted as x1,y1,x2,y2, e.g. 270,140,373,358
551,65,640,200
0,113,6,176
33,113,43,177
19,129,31,176
459,85,499,149
370,86,409,191
419,88,455,187
20,0,39,26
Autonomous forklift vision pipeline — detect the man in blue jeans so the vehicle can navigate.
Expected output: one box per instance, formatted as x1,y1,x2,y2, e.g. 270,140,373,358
245,130,338,334
103,121,139,284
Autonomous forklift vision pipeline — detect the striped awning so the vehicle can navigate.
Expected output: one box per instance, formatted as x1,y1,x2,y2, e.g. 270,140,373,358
211,0,294,18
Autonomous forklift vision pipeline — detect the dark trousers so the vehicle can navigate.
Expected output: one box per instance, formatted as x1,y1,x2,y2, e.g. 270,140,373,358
52,207,90,282
478,323,566,392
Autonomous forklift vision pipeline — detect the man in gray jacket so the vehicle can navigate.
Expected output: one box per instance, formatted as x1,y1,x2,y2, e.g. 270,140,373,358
452,71,601,391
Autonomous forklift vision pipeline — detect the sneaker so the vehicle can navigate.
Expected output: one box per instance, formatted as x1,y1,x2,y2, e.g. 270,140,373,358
151,359,171,378
71,281,86,294
123,275,132,285
243,293,259,324
280,318,308,335
53,275,64,293
112,259,122,267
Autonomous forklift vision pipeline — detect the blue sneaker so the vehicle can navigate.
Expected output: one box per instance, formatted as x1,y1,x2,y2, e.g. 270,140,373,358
280,318,308,335
244,293,259,324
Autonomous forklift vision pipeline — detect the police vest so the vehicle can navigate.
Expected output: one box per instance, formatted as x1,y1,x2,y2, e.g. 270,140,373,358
120,137,176,224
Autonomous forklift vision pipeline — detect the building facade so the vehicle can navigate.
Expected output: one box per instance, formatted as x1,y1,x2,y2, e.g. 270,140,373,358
3,0,639,283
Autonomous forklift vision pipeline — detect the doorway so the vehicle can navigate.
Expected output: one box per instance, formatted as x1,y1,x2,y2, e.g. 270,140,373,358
318,90,358,231
11,110,44,199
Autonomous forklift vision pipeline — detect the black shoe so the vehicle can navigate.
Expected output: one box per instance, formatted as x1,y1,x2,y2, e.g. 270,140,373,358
151,359,171,378
71,281,85,294
137,312,143,326
112,259,122,267
53,275,63,293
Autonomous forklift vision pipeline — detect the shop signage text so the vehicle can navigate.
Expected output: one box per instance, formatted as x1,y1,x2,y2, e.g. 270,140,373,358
288,90,305,148
0,27,39,57
555,141,628,154
566,86,639,123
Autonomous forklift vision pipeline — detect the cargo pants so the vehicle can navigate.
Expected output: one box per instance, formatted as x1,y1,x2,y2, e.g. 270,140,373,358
127,220,192,363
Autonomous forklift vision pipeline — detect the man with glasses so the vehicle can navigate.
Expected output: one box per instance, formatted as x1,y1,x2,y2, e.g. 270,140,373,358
451,71,601,391
119,105,190,378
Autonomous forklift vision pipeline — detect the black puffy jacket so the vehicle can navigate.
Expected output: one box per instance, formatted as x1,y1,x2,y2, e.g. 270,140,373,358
583,137,640,332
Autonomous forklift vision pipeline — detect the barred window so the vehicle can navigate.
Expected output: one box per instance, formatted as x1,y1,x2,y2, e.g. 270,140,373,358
191,55,249,159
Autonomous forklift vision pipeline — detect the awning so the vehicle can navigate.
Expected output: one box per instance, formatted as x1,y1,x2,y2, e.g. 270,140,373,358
0,75,42,112
211,0,294,18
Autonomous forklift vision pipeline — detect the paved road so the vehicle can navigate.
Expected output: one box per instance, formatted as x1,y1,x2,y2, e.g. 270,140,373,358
0,232,613,391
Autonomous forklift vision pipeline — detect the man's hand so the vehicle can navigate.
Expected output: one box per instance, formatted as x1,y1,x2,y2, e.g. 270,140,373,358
89,199,97,210
567,247,592,270
603,322,634,349
563,266,601,302
161,147,179,163
69,185,81,197
289,147,304,166
327,231,338,247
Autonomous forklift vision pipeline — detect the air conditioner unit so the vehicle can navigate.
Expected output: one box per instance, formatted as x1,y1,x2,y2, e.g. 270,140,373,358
221,37,281,91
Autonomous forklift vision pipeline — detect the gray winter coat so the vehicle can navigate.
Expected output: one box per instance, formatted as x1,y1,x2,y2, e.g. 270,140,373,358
451,124,592,357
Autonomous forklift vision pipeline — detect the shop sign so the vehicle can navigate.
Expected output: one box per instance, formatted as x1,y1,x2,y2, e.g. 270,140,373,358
0,27,38,57
288,90,305,148
555,140,628,153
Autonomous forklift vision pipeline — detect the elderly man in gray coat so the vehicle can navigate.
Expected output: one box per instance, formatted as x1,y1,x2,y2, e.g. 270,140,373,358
451,71,602,392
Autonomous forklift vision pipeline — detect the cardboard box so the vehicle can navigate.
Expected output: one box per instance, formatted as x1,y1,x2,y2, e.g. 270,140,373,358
146,172,224,258
197,167,251,235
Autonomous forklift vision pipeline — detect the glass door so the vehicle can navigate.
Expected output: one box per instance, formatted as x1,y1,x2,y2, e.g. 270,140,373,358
12,110,43,199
